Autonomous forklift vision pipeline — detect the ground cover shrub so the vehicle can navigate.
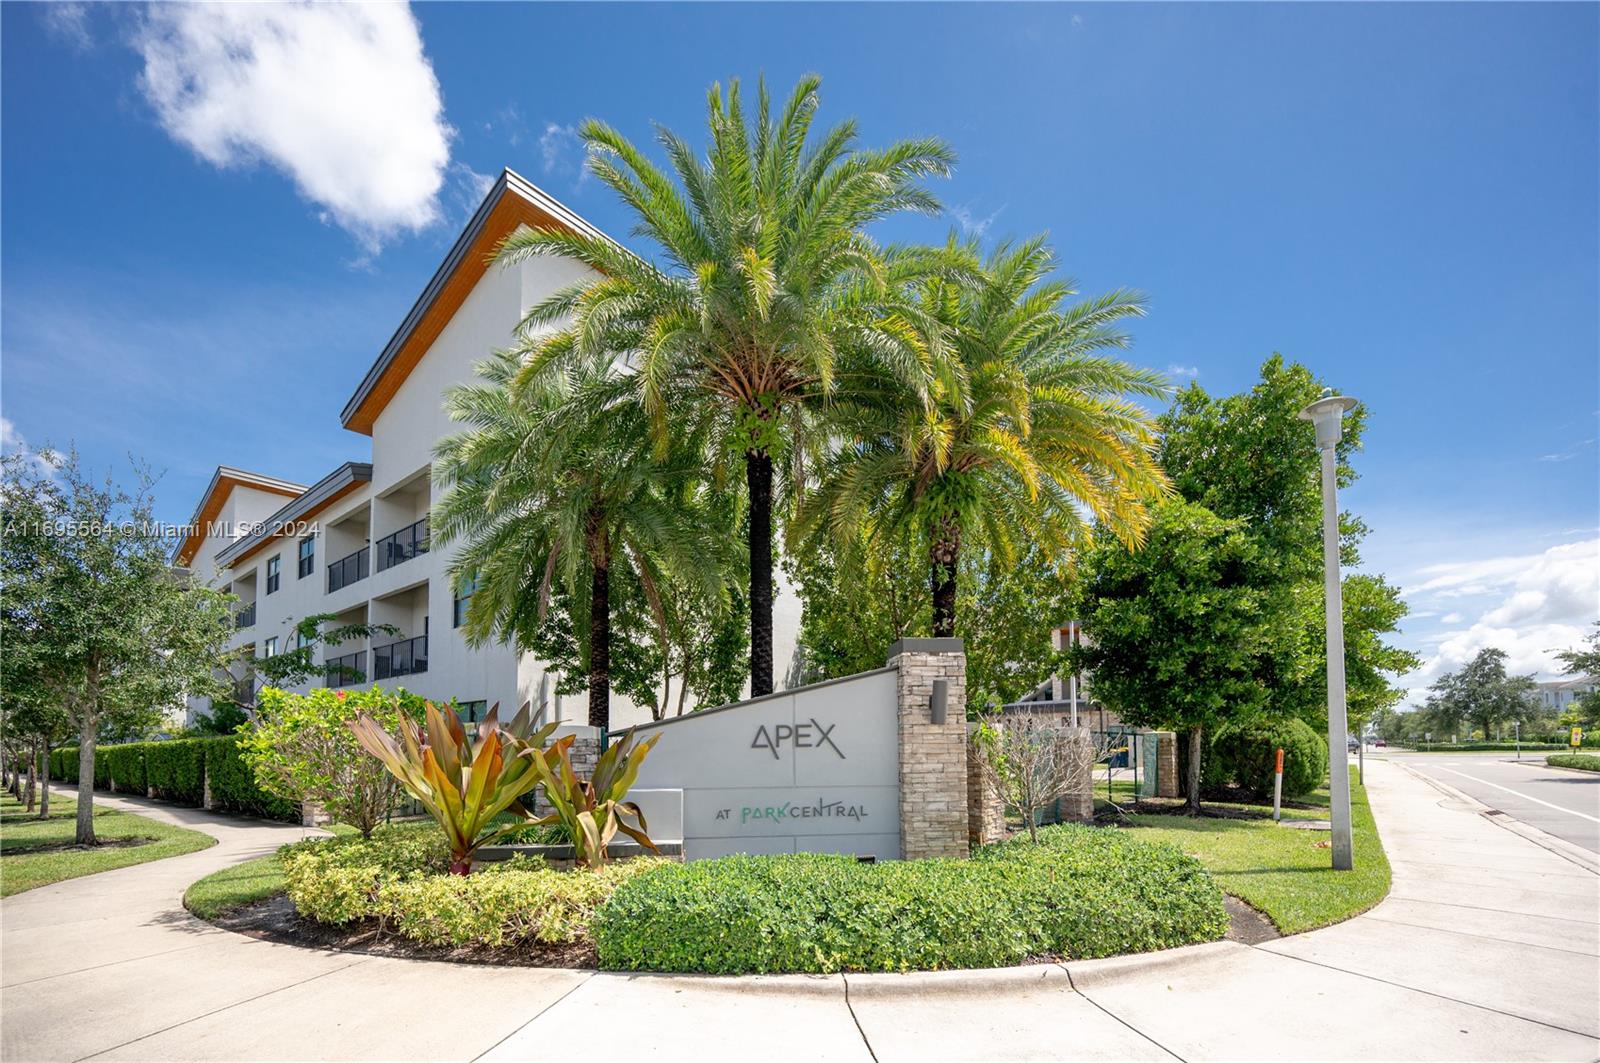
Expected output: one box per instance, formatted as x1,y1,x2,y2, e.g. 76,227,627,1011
102,743,150,794
1209,718,1326,797
1545,753,1600,772
200,736,297,821
145,739,207,804
593,825,1227,974
279,827,658,947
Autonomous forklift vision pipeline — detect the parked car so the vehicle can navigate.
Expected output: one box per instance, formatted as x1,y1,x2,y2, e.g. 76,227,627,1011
1347,736,1361,752
1373,737,1387,748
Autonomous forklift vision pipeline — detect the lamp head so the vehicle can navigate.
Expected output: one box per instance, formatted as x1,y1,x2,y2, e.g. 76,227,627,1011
1298,390,1359,449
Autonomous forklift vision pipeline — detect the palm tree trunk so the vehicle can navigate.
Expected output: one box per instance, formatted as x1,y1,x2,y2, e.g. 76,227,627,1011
588,561,611,731
747,451,774,697
929,519,961,639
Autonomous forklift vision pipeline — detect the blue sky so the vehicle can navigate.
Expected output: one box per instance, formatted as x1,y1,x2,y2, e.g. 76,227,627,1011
3,2,1596,703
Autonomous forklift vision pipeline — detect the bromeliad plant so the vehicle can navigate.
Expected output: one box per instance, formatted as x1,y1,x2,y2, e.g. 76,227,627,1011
530,732,661,867
349,701,557,874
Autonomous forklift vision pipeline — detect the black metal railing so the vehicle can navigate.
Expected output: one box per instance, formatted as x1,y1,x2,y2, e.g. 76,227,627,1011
373,635,428,680
375,517,428,572
327,546,369,593
235,602,257,629
325,651,365,688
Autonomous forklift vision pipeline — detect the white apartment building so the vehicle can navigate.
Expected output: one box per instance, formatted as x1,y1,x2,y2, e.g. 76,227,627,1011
1534,676,1598,714
177,170,802,730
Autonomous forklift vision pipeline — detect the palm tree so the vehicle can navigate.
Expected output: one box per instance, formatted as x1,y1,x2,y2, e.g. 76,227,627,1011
431,351,725,730
798,236,1170,638
494,74,955,697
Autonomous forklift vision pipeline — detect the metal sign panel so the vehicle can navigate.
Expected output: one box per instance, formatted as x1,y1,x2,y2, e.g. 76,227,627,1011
629,669,901,860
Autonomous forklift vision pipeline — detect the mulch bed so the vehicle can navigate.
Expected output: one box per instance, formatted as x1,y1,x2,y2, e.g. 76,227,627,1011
1222,896,1280,943
212,894,597,968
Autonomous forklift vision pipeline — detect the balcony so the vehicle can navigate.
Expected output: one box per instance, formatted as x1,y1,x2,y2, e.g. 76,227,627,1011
327,547,370,593
373,635,427,680
325,651,365,688
234,602,256,629
375,517,428,573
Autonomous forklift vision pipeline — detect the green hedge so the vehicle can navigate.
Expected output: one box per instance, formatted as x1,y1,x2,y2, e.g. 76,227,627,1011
101,743,150,794
1410,741,1596,752
92,748,113,790
1545,753,1600,772
50,747,79,783
1210,717,1327,798
146,740,207,804
198,736,297,821
593,825,1228,974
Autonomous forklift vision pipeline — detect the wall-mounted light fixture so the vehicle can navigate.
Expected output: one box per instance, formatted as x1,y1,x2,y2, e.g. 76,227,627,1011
930,678,949,724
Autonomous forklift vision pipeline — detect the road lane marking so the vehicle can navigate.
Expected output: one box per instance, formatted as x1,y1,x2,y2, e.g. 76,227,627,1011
1432,766,1600,824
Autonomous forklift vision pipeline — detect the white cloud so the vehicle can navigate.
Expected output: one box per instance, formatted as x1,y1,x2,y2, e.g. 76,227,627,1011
951,203,1003,238
1,417,61,480
41,2,92,49
134,2,453,253
538,122,588,185
1167,364,1200,379
1403,538,1599,699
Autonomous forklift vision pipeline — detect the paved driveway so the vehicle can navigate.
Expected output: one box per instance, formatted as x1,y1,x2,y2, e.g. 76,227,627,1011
3,766,1597,1062
1382,751,1600,852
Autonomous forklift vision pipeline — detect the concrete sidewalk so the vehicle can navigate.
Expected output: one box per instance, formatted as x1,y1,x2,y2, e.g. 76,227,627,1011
3,765,1597,1062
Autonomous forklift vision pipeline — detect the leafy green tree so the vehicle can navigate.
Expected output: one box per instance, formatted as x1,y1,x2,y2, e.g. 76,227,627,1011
1555,622,1600,728
783,529,927,684
495,74,956,697
1,449,236,843
1156,356,1415,724
1074,500,1288,813
433,352,728,729
798,236,1168,638
1423,648,1539,741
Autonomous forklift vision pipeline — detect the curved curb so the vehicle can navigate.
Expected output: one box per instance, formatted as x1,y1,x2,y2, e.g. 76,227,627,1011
1063,940,1244,991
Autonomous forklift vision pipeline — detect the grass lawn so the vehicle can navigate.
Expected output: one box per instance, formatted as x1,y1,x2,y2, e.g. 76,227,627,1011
1,790,216,897
182,821,356,919
1115,767,1390,935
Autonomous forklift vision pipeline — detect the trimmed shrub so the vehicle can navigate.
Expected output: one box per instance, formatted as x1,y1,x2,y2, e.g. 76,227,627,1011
93,748,113,790
102,743,150,794
146,740,207,805
593,825,1228,974
199,736,297,821
1546,753,1600,772
51,747,79,783
1210,717,1327,798
279,828,656,947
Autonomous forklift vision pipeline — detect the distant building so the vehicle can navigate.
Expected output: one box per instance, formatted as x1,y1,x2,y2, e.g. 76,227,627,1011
1534,676,1597,713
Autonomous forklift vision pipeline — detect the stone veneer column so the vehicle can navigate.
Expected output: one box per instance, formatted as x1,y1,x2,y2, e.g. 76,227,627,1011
1156,732,1179,798
966,725,1004,847
888,638,970,860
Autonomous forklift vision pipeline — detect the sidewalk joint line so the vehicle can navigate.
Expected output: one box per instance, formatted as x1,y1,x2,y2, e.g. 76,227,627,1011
2,939,218,990
469,972,593,1061
1383,893,1600,925
840,974,880,1063
72,958,370,1062
1057,963,1187,1062
1258,947,1599,1040
1358,914,1600,957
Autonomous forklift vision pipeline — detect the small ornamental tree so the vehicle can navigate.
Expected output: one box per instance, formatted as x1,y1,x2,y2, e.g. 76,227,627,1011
238,687,428,837
975,708,1103,842
1074,500,1287,813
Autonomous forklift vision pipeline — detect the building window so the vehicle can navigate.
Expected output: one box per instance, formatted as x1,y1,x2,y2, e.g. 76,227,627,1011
456,700,488,733
263,636,278,658
452,572,481,628
297,537,315,579
266,555,281,595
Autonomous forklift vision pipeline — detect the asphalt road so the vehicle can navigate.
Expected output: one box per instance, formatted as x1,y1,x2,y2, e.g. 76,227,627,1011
1380,750,1600,853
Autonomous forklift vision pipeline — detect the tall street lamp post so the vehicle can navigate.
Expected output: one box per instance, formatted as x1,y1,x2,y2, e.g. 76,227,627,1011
1299,391,1358,871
